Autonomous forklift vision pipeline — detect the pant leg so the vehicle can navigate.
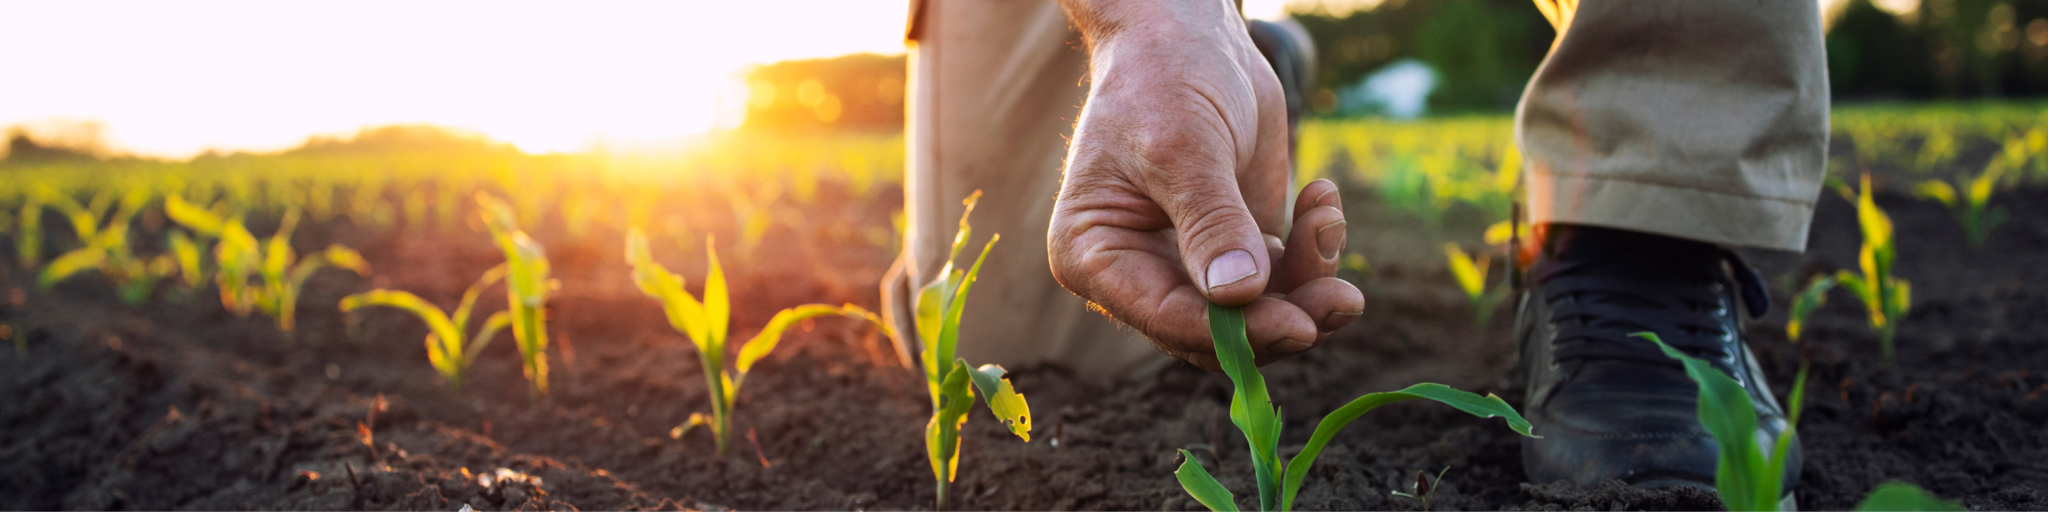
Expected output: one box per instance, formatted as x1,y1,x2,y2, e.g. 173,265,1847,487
888,0,1167,379
1516,0,1830,252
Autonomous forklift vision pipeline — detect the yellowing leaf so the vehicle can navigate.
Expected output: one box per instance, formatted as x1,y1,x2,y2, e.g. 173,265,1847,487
967,364,1033,442
1443,243,1488,299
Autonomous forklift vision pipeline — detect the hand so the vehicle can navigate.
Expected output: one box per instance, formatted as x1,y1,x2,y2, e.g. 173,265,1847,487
1049,0,1365,372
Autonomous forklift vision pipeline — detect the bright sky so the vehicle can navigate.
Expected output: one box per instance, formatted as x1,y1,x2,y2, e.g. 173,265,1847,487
0,1,911,157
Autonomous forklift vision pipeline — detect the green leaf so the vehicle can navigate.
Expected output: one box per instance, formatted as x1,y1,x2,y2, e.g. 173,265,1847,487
927,361,976,507
1636,332,1776,511
1443,243,1486,299
966,364,1033,442
1765,365,1808,512
1912,180,1957,208
467,310,512,365
341,290,464,368
703,238,730,349
1854,482,1964,511
1209,303,1282,512
937,236,997,395
39,246,107,290
1176,450,1240,512
735,304,847,375
1278,383,1535,511
1788,275,1836,343
452,264,509,333
168,230,205,288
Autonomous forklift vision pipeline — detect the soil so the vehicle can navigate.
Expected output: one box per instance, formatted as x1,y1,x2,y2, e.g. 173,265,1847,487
4,167,2047,511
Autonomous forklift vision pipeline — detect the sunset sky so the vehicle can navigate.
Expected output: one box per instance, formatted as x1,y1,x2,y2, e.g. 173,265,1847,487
0,1,913,157
0,0,1858,158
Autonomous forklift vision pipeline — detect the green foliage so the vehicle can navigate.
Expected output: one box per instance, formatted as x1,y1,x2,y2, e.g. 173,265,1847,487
1787,275,1836,343
625,227,878,455
1177,303,1535,511
1443,243,1508,329
36,188,181,305
1835,174,1913,362
477,194,553,399
16,193,42,270
911,191,1032,509
1853,482,1964,511
1637,332,1805,512
1913,160,2007,248
339,264,511,391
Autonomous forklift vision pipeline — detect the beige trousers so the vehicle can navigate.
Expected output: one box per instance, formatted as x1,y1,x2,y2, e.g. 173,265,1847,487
890,0,1828,376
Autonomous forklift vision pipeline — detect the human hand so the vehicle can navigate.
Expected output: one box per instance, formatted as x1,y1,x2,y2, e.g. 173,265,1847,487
1049,0,1365,372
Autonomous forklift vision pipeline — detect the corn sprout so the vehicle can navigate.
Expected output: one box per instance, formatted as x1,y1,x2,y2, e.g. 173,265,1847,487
913,191,1032,509
477,194,554,399
1637,332,1802,512
1443,243,1508,329
1177,303,1534,511
1912,161,2006,248
340,265,511,391
1835,174,1912,362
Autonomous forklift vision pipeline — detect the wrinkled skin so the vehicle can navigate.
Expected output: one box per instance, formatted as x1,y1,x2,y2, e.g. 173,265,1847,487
1050,0,1364,371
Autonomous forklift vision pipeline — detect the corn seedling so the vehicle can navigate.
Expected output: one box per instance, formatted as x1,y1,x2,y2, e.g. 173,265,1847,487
1175,303,1535,512
256,210,372,333
1444,243,1508,329
1637,332,1804,511
1786,275,1835,344
912,191,1032,509
16,193,42,270
1387,467,1451,511
339,264,512,391
477,194,554,399
38,188,182,304
625,227,884,455
1836,175,1912,362
1912,162,2006,248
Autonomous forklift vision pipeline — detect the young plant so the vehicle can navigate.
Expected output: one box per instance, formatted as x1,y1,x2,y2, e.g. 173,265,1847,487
38,188,181,304
16,192,42,270
1388,467,1451,511
626,227,888,454
1912,162,2006,248
1836,174,1912,362
1786,275,1835,344
1852,482,1963,511
255,209,372,332
339,264,512,391
1637,332,1804,512
913,191,1032,509
1175,303,1536,511
1443,243,1508,329
477,194,554,399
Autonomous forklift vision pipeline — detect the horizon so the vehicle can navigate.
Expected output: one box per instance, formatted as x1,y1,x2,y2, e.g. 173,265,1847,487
0,1,912,158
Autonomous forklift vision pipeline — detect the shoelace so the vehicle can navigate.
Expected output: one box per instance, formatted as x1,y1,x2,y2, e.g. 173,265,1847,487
1530,248,1772,373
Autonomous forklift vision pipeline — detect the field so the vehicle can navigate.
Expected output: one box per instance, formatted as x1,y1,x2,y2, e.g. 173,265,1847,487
4,105,2048,510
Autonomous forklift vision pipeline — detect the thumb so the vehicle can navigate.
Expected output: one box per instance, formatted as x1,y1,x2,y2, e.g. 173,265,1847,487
1155,173,1273,307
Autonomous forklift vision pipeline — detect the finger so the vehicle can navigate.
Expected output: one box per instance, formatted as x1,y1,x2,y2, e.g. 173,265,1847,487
1243,295,1320,361
1293,179,1341,219
1282,277,1365,333
1148,166,1275,308
1271,203,1345,292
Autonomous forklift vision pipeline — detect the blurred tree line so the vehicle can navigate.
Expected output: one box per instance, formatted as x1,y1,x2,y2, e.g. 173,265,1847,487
737,53,905,133
1292,0,2048,114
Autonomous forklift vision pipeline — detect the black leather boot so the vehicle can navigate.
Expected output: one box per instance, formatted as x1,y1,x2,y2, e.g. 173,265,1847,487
1516,225,1799,506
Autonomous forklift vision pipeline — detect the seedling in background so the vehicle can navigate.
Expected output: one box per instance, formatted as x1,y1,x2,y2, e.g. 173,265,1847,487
477,194,555,399
625,227,884,455
1388,467,1450,511
339,264,512,392
1835,174,1912,362
1637,332,1802,511
1443,243,1508,329
1786,275,1835,343
1175,303,1535,512
39,188,182,304
1639,332,1962,511
913,191,1032,509
16,192,43,270
1913,162,2006,248
164,196,369,331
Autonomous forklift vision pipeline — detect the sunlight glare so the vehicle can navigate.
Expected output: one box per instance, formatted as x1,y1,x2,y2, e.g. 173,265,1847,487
0,1,909,157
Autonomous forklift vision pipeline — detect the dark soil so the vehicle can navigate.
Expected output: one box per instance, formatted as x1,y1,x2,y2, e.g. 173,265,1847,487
3,171,2046,510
